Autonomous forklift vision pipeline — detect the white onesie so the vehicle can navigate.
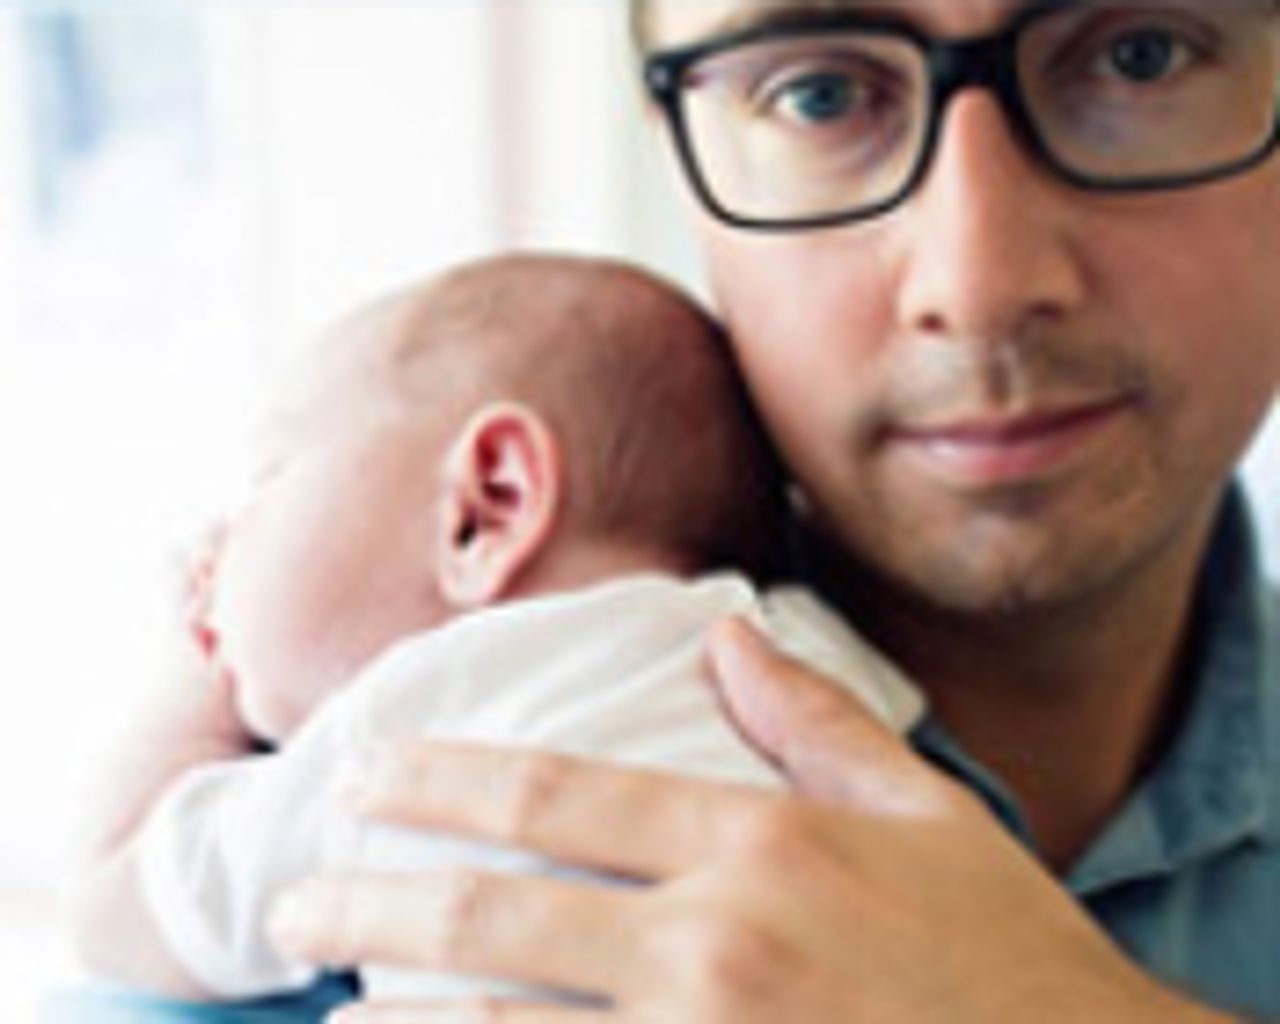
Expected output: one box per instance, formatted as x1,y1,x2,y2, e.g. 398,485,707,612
138,573,923,1002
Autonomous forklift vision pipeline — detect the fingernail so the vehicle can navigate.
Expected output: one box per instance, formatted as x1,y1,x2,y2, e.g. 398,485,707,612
331,759,371,810
334,740,404,811
267,883,321,954
710,616,766,669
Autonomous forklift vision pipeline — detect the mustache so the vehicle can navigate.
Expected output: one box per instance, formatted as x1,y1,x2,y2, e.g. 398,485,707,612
861,333,1154,433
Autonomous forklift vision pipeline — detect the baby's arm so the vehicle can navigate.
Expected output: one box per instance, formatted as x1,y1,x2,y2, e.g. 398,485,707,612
70,632,361,999
69,559,259,998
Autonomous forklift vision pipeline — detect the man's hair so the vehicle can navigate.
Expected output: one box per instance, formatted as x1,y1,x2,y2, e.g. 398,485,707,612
391,253,788,581
629,2,1280,50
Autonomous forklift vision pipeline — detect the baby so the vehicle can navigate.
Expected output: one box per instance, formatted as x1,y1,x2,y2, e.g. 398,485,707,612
70,254,921,1009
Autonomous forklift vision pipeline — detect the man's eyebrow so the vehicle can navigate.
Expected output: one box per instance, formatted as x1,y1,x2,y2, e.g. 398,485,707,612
707,2,896,38
686,0,1051,44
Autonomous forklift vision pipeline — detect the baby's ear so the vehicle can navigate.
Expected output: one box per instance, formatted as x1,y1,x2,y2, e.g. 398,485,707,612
435,401,563,609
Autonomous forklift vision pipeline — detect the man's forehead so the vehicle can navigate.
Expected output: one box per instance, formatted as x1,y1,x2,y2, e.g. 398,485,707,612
648,0,1032,47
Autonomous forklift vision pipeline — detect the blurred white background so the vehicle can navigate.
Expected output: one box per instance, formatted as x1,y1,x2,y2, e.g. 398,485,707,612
0,2,1275,1019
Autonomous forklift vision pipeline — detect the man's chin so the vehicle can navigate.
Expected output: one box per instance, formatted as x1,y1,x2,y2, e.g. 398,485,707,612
900,559,1092,620
843,512,1124,622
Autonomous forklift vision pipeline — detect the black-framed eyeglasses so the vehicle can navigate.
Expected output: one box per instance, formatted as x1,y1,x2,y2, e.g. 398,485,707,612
644,1,1280,231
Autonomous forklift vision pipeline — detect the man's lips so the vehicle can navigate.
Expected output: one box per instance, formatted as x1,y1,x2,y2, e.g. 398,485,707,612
883,396,1135,488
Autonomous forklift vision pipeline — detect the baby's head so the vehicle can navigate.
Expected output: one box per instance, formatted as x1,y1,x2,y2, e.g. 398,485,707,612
205,254,786,740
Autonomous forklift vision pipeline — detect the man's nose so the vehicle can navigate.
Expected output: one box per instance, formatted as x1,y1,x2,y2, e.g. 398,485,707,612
895,91,1087,344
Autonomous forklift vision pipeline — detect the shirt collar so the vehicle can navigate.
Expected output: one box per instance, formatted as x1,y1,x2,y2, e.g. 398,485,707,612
1066,486,1278,895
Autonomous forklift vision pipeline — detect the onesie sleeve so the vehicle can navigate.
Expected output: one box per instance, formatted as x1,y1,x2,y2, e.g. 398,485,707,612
135,691,363,998
762,586,927,731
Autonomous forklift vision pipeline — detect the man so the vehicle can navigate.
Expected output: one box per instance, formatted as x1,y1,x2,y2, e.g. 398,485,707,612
267,1,1280,1021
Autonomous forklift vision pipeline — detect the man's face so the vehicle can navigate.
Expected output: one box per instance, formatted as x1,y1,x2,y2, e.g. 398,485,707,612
650,0,1280,614
208,341,449,740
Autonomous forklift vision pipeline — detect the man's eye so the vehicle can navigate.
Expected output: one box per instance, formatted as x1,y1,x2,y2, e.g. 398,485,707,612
760,70,862,124
1100,27,1191,83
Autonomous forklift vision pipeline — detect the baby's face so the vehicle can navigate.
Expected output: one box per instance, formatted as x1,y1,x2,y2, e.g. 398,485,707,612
206,344,451,741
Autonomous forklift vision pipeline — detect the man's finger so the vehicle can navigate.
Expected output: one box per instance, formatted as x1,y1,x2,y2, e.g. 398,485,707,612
269,870,635,996
707,617,936,815
328,1000,608,1024
341,741,772,878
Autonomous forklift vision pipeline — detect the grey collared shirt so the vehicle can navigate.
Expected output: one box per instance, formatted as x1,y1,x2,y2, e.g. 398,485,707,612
914,486,1280,1019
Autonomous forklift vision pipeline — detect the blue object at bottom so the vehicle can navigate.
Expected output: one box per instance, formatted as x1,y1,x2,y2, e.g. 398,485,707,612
41,974,359,1024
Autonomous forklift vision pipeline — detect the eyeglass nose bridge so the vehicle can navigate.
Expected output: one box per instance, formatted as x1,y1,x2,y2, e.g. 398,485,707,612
930,32,1011,95
913,29,1050,189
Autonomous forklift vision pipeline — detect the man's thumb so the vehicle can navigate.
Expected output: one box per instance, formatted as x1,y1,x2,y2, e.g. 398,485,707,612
707,616,914,808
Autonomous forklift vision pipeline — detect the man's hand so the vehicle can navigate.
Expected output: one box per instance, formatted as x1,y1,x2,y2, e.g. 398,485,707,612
268,619,1232,1024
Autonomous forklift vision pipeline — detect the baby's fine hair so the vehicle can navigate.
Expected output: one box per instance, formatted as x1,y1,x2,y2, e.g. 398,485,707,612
394,253,789,581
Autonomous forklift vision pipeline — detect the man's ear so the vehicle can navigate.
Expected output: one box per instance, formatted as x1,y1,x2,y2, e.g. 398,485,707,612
435,401,563,610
